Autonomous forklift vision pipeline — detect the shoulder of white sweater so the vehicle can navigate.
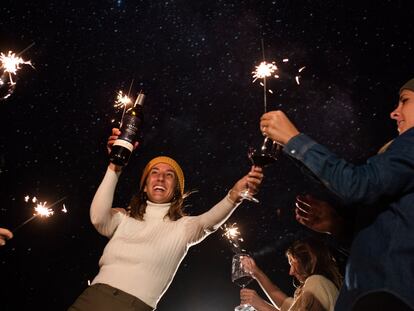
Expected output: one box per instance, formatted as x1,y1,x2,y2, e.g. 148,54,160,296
303,274,336,292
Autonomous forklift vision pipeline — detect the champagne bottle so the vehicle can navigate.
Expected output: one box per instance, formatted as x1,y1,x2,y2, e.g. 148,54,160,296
109,93,145,166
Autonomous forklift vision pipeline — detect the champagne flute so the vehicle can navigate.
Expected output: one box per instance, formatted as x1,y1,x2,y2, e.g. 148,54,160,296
232,253,256,311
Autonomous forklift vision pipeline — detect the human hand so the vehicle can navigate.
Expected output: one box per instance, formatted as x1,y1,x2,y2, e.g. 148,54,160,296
106,128,139,155
260,111,300,145
295,194,344,236
107,128,139,171
240,255,260,279
240,288,265,309
229,166,264,203
107,128,121,155
0,227,13,246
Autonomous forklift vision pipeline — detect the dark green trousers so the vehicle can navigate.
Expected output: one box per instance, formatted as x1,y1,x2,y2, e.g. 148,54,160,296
68,283,153,311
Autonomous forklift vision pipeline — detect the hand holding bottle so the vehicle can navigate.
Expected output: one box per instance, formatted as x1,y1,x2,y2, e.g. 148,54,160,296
107,128,139,171
109,93,144,166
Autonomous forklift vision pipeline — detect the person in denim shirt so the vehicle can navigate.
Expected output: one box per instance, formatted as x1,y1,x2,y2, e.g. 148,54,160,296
259,78,414,311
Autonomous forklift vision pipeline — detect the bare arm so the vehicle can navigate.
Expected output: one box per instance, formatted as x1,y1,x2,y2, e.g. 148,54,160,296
242,256,289,309
197,166,263,232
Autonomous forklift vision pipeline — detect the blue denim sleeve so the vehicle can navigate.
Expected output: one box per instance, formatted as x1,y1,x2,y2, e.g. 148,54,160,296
283,131,414,205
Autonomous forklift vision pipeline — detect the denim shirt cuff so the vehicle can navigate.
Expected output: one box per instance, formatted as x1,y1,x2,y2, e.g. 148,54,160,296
283,133,317,161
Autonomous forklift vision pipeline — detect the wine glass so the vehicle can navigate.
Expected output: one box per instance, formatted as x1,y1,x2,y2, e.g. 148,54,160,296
239,137,280,203
232,253,256,311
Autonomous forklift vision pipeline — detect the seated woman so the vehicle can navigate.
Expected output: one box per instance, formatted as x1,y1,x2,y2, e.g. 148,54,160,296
240,237,342,311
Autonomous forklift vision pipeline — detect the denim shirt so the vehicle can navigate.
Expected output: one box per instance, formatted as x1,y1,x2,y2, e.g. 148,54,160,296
284,127,414,310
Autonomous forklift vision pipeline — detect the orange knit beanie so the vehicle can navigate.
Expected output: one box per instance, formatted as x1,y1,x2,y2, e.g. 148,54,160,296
139,156,185,195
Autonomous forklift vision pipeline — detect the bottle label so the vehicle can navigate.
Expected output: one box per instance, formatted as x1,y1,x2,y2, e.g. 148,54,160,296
113,139,134,152
119,114,140,143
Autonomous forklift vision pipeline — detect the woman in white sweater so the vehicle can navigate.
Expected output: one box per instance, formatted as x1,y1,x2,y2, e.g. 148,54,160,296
68,128,263,311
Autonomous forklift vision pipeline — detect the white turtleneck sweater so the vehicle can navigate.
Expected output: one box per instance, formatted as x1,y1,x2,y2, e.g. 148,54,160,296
90,167,240,308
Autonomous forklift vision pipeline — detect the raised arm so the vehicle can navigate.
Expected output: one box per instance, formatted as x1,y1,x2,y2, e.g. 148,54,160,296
196,166,263,233
90,165,123,237
260,111,414,205
242,256,289,310
90,128,130,237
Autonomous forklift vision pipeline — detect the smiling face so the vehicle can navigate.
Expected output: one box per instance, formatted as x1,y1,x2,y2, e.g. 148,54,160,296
144,163,177,204
390,89,414,135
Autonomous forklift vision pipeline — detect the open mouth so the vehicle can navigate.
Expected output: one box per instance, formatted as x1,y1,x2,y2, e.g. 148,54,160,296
153,185,166,192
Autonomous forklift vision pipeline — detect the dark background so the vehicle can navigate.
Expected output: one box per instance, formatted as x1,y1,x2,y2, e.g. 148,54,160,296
0,1,413,310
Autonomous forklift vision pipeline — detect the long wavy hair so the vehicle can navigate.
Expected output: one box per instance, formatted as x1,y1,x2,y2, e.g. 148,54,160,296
286,237,343,289
128,175,190,221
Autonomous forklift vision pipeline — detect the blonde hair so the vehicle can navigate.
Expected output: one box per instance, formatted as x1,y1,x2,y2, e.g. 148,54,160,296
286,237,343,289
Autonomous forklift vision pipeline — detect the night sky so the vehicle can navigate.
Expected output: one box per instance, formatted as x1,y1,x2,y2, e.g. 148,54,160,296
1,1,413,310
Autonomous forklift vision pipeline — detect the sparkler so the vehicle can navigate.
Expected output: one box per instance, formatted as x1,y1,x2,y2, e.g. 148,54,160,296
114,90,133,128
251,40,306,112
222,222,245,253
112,79,140,128
12,196,67,233
252,39,279,113
0,43,35,101
252,61,278,113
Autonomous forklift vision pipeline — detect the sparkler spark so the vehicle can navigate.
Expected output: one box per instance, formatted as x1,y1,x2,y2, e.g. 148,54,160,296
12,196,67,233
113,90,134,128
252,61,278,82
295,66,306,85
34,201,54,217
112,86,143,128
114,90,133,110
0,51,32,82
0,50,34,100
252,60,278,113
222,223,244,253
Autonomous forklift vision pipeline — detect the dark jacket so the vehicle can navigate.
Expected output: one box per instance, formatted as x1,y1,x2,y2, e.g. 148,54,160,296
284,127,414,310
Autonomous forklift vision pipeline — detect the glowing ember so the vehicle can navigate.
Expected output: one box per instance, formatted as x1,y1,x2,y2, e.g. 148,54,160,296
0,51,32,83
34,201,54,217
113,90,135,127
12,196,67,233
114,90,133,110
62,204,68,213
295,66,306,85
0,50,33,100
252,61,278,82
222,223,244,252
